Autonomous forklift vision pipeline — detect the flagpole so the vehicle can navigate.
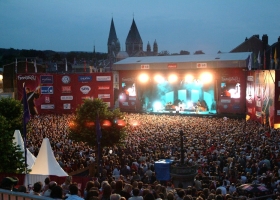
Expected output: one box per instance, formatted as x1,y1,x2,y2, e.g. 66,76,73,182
23,83,30,174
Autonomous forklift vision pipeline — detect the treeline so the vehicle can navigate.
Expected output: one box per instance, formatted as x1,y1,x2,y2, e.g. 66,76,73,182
0,48,107,66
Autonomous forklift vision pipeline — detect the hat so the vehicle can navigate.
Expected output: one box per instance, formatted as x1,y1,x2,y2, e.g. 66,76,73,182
1,177,18,188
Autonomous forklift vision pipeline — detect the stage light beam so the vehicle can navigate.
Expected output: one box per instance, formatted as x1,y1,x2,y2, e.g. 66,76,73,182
138,73,149,83
185,74,194,83
200,72,213,84
168,74,178,83
154,75,165,83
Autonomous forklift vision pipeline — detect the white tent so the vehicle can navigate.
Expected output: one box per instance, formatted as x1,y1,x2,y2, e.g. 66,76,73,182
13,130,36,170
30,138,68,176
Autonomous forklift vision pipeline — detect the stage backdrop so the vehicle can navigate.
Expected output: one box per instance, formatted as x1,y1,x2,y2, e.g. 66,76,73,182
17,73,114,115
118,68,246,115
246,70,275,127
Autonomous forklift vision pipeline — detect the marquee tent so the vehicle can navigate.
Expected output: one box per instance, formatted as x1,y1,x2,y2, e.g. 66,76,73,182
30,138,68,176
13,130,36,170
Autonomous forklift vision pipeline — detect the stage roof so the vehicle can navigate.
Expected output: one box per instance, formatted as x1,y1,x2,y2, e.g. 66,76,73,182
112,52,251,71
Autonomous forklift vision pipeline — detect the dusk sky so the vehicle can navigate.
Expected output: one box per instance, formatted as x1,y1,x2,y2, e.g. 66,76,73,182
1,0,280,55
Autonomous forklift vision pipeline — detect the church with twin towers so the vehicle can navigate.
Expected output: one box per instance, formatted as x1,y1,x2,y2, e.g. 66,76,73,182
107,17,158,62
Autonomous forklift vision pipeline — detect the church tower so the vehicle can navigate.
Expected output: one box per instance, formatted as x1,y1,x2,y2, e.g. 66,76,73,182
147,42,151,53
153,40,158,55
107,18,120,58
125,18,143,56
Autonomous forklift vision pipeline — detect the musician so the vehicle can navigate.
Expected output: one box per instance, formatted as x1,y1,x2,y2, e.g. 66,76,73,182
26,87,41,116
195,100,201,113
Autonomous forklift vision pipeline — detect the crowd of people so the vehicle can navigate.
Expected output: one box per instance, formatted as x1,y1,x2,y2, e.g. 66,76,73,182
2,113,280,199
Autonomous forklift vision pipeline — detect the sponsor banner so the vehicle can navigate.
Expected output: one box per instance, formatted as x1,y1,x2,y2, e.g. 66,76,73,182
41,104,55,109
98,86,110,90
45,96,50,103
277,110,280,115
129,96,137,101
17,75,37,81
247,76,254,82
41,86,54,94
96,76,111,81
233,105,240,109
278,81,280,87
62,75,71,84
40,75,53,84
220,99,231,103
98,94,110,99
122,102,129,106
221,76,240,82
196,63,207,68
256,100,261,107
78,76,92,82
122,77,135,82
80,86,91,94
141,64,149,69
61,96,73,100
62,86,71,93
63,103,71,109
167,63,177,68
81,96,94,100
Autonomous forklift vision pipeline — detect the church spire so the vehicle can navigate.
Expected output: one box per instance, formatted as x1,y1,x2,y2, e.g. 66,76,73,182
125,18,143,56
107,18,118,53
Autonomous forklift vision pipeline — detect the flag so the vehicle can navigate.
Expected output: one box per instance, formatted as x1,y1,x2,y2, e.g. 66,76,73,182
23,83,30,125
34,59,37,73
25,58,28,73
23,83,30,172
96,115,102,139
84,60,86,72
15,58,17,73
247,54,252,70
263,50,266,70
275,48,278,65
257,51,261,65
65,58,68,71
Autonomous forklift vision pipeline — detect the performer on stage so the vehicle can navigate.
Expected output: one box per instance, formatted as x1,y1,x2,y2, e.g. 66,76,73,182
195,100,201,114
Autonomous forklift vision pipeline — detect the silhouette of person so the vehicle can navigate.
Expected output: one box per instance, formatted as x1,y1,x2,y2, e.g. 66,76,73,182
26,87,41,116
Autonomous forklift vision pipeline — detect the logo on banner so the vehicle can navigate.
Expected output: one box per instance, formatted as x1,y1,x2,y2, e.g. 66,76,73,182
98,94,110,99
167,63,177,68
196,63,207,68
96,76,111,81
247,76,254,81
45,96,50,103
41,104,55,109
141,64,149,69
62,75,71,84
248,108,253,113
41,75,53,84
41,86,53,94
98,86,110,90
221,99,231,103
78,76,92,82
18,75,36,81
63,103,71,109
81,96,94,100
80,86,91,94
62,86,71,93
61,96,73,100
221,76,240,82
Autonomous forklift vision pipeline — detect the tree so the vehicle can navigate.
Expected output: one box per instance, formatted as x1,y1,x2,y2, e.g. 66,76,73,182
0,98,26,173
68,98,126,148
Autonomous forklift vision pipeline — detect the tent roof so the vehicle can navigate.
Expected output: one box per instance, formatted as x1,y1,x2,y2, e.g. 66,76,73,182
30,138,68,176
112,52,251,71
13,130,36,170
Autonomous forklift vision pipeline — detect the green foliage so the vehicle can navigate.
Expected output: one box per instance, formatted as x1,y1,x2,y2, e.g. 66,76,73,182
0,97,23,130
68,98,126,148
0,112,26,173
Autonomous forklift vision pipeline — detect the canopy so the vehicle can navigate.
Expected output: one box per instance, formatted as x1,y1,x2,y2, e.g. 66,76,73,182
13,130,36,170
30,138,68,176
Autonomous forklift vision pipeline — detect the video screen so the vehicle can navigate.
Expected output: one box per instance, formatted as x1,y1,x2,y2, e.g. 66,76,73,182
221,82,240,98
